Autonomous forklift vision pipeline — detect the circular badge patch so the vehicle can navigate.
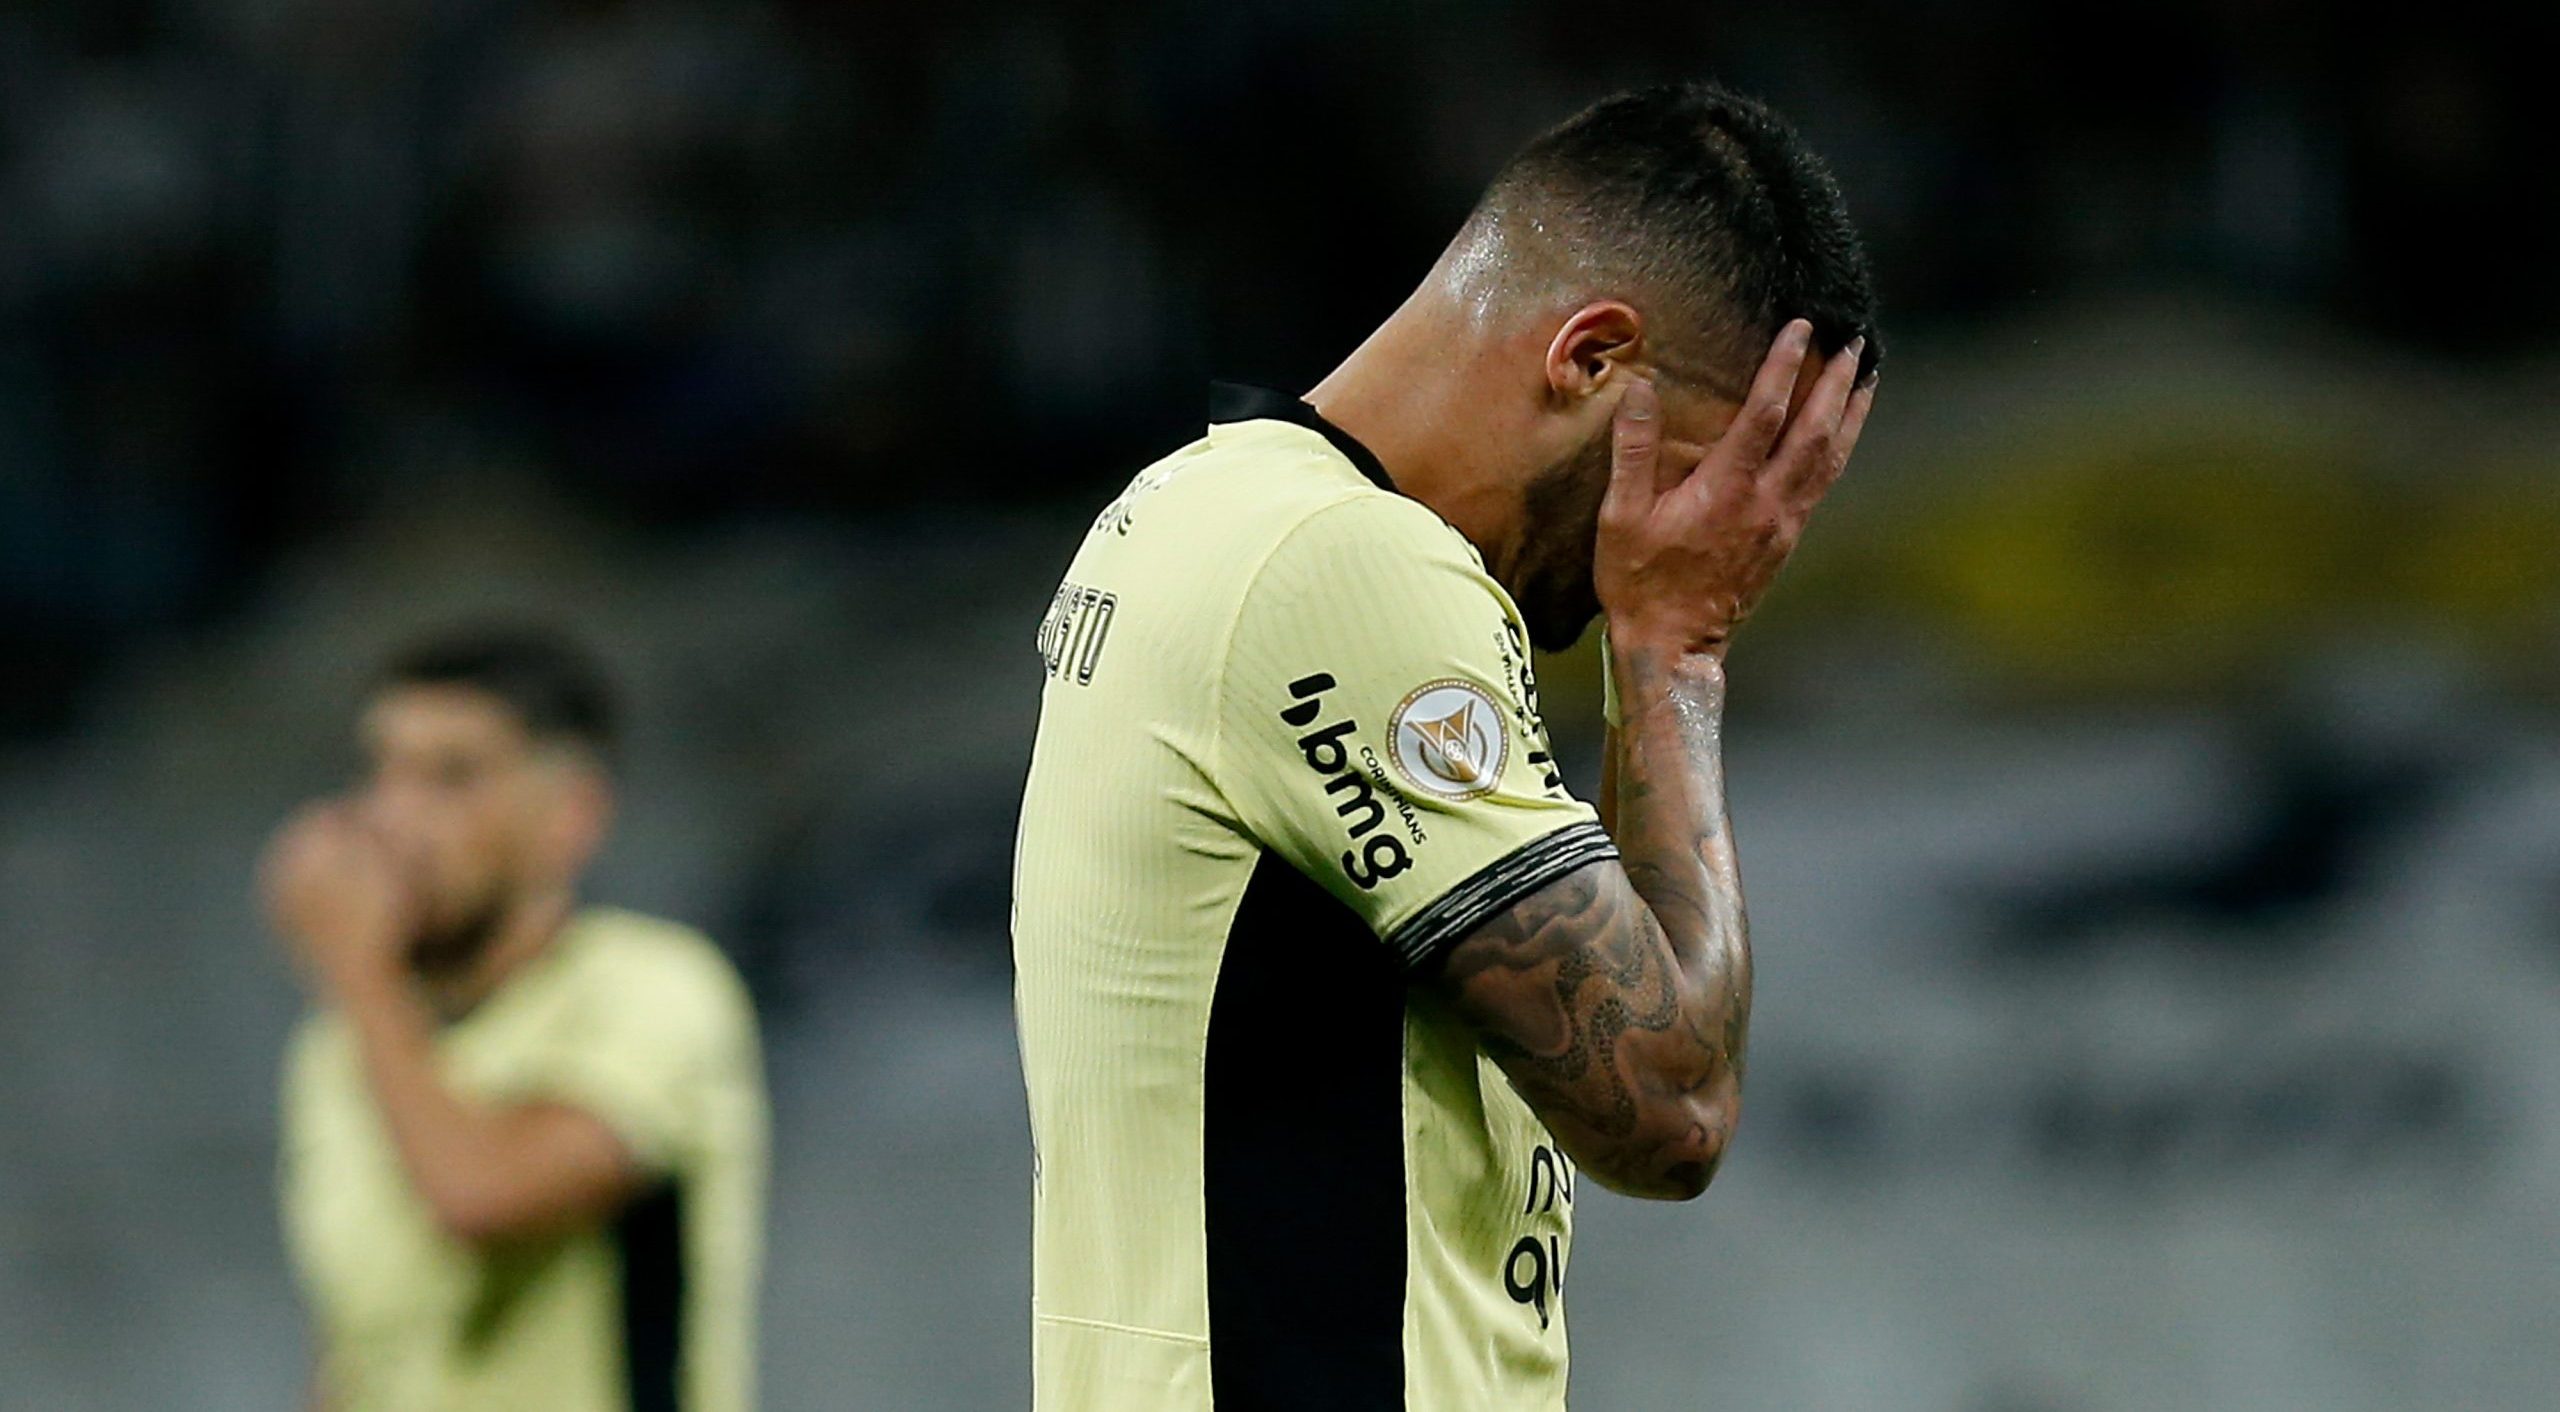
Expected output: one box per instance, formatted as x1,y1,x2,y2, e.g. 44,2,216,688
1389,679,1509,801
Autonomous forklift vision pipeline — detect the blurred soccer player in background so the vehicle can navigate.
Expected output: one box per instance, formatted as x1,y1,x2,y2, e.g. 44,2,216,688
1015,82,1879,1409
265,628,766,1412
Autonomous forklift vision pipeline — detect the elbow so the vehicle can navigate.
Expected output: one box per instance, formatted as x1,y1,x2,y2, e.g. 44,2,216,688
1605,1092,1741,1203
1578,1150,1721,1202
426,1200,516,1249
1622,1141,1726,1202
1652,1146,1724,1202
416,1158,639,1247
418,1179,536,1248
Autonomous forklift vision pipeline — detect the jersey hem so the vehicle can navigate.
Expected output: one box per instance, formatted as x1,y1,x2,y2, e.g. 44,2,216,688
1386,820,1621,972
1034,1311,1212,1348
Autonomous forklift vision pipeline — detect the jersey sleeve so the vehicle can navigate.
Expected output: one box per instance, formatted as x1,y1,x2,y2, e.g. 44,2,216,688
1216,493,1618,971
519,939,757,1178
276,1015,336,1287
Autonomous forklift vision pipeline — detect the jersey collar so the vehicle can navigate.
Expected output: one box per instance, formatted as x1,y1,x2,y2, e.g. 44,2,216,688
1208,382,1397,495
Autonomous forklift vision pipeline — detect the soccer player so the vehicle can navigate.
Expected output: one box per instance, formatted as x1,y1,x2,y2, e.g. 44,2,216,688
1013,82,1880,1409
267,628,766,1412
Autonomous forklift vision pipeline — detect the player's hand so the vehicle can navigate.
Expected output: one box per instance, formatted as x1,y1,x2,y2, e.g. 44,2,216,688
260,800,416,993
1594,318,1875,660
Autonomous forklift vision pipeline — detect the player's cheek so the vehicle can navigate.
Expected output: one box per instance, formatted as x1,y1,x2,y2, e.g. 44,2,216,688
392,801,468,898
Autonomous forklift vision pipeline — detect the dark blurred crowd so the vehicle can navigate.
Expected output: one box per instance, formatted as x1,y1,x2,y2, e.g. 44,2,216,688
1,0,2550,734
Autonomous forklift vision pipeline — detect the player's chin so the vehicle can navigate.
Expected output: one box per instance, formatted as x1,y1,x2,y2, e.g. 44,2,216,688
1524,595,1601,654
406,887,505,970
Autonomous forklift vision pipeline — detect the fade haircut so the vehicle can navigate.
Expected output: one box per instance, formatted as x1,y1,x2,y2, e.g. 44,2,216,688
1460,80,1882,398
378,624,619,767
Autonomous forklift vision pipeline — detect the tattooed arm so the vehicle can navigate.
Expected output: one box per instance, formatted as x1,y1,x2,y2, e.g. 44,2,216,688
1430,320,1875,1200
1437,652,1746,1198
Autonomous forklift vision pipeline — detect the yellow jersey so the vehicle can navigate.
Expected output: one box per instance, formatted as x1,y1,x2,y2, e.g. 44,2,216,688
280,908,767,1412
1014,385,1616,1410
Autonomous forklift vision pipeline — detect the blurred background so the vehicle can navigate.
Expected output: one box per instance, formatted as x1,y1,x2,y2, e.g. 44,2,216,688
4,1,2557,1408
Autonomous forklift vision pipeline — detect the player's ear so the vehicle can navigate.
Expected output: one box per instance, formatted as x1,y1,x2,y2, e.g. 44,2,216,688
1542,301,1644,405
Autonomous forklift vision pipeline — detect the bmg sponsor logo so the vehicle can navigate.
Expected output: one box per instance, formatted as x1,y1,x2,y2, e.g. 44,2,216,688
1282,673,1413,891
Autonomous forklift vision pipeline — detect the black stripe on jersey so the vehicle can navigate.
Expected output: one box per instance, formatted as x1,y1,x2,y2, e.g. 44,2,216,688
1203,853,1407,1410
1208,382,1398,494
1388,821,1622,973
614,1181,687,1412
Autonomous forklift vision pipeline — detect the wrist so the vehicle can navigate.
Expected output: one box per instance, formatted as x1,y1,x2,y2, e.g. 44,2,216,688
318,934,407,1000
1602,621,1730,677
1601,627,1726,729
334,965,435,1050
1598,609,1733,664
1609,634,1725,717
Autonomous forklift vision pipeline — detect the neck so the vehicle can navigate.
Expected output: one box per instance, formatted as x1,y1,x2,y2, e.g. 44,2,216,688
1306,293,1527,586
418,888,576,1019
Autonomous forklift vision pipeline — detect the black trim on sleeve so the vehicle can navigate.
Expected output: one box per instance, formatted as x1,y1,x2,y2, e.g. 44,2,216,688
1208,382,1398,494
1388,820,1621,973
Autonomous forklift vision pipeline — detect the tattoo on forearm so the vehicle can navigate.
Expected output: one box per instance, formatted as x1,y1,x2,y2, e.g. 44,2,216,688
1443,868,1680,1135
1435,645,1752,1197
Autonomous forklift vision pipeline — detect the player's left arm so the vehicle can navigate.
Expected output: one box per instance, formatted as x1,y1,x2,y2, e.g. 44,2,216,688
263,805,646,1246
336,972,643,1245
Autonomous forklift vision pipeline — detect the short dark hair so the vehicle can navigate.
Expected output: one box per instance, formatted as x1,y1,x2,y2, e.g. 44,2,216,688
378,625,619,765
1474,80,1881,394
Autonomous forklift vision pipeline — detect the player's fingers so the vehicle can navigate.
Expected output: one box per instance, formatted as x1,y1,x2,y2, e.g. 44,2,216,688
1709,319,1811,483
324,800,376,863
352,804,425,876
1832,377,1878,470
1601,376,1663,526
1775,336,1865,497
289,798,347,851
1795,377,1875,510
262,799,343,890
